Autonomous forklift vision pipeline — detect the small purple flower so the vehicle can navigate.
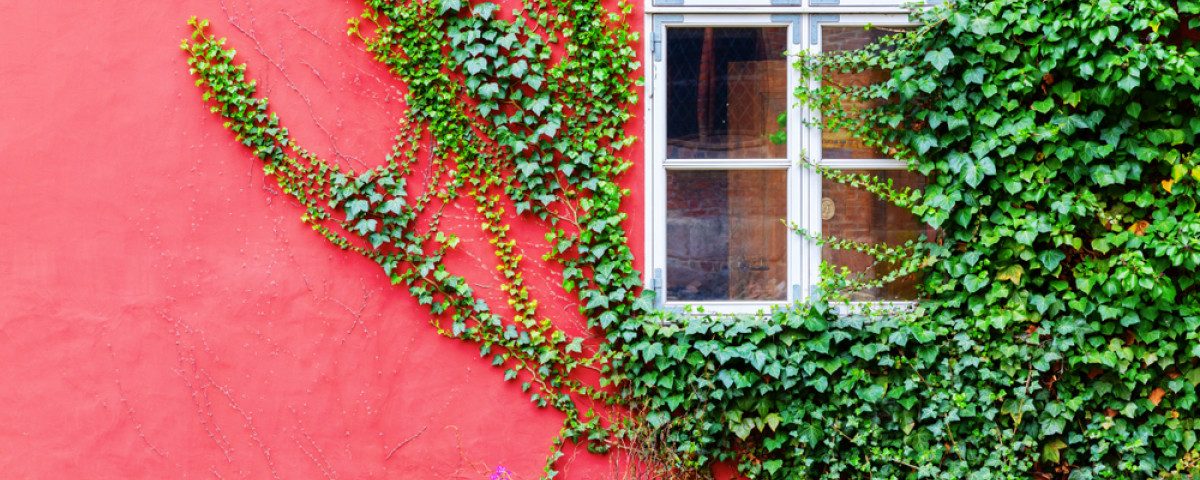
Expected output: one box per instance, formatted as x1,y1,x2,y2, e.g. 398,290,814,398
490,465,513,480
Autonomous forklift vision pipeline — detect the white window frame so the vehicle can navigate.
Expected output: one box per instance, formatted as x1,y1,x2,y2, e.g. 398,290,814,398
643,3,921,315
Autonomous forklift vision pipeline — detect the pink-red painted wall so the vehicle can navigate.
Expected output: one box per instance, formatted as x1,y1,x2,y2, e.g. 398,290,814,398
0,1,644,478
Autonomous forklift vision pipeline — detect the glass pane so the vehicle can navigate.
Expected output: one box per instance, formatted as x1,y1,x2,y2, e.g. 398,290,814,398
666,170,788,302
821,170,928,301
821,26,907,160
666,27,789,160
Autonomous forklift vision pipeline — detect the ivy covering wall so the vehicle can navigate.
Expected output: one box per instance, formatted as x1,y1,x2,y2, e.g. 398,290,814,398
184,0,1200,478
623,0,1200,478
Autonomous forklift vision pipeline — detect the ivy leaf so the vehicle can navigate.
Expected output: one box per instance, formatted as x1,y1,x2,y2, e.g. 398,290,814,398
377,197,406,216
510,60,528,78
464,57,488,75
964,274,989,293
528,95,551,115
1042,439,1067,463
632,290,655,312
1117,75,1139,92
584,291,610,310
345,199,370,221
796,422,825,444
1001,398,1023,424
1037,250,1066,271
803,314,828,332
1043,417,1067,435
478,82,501,99
948,151,970,174
904,427,934,453
964,67,986,85
963,162,984,188
924,47,955,72
996,264,1024,284
646,411,669,428
858,383,887,403
915,134,939,155
526,75,544,91
731,420,753,440
438,0,463,15
1032,98,1054,114
472,2,497,20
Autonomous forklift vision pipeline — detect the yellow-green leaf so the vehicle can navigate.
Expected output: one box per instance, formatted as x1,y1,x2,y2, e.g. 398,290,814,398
997,264,1024,284
1042,439,1067,463
1173,163,1188,181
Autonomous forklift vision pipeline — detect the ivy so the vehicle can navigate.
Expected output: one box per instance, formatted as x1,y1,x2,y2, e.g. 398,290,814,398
187,0,1200,478
185,0,642,476
621,1,1200,479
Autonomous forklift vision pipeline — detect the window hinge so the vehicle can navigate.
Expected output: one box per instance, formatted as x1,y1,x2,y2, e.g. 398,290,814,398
769,15,803,44
653,268,665,309
651,15,684,62
809,14,841,45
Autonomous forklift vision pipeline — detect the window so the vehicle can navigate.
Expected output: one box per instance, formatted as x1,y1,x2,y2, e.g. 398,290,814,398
644,3,928,314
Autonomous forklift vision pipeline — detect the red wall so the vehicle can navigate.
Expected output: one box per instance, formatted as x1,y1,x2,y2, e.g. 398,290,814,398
0,1,644,478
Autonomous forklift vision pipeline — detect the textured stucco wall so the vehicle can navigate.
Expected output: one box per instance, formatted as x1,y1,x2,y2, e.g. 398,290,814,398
0,0,644,478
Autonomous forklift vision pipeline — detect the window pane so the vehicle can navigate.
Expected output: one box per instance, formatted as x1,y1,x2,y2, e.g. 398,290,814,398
821,26,906,160
821,170,927,301
666,170,788,302
666,27,789,160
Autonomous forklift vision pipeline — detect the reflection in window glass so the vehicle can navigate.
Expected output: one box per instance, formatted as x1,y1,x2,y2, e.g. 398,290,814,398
821,170,927,301
821,26,908,160
666,27,789,160
666,170,788,301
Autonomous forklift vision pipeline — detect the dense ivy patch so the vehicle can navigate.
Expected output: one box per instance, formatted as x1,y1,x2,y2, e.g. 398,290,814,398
622,0,1200,478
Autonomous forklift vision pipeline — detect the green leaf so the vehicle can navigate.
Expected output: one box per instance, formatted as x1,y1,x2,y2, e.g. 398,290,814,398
632,290,655,312
642,343,663,362
731,420,753,440
464,57,487,75
477,82,500,99
1042,439,1067,463
964,67,986,85
1117,75,1139,92
345,199,370,221
1037,250,1067,271
438,0,463,15
964,274,989,293
796,422,825,444
646,411,669,428
915,134,938,155
904,427,933,453
857,383,886,402
803,314,828,332
924,47,955,72
471,2,497,20
1032,98,1054,114
963,163,984,188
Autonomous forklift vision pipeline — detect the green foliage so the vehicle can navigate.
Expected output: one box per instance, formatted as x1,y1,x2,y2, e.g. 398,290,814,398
621,0,1200,478
185,0,642,476
186,0,1200,478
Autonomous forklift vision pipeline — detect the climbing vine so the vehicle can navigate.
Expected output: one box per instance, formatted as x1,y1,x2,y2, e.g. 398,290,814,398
186,0,1200,478
621,0,1200,479
185,0,644,476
